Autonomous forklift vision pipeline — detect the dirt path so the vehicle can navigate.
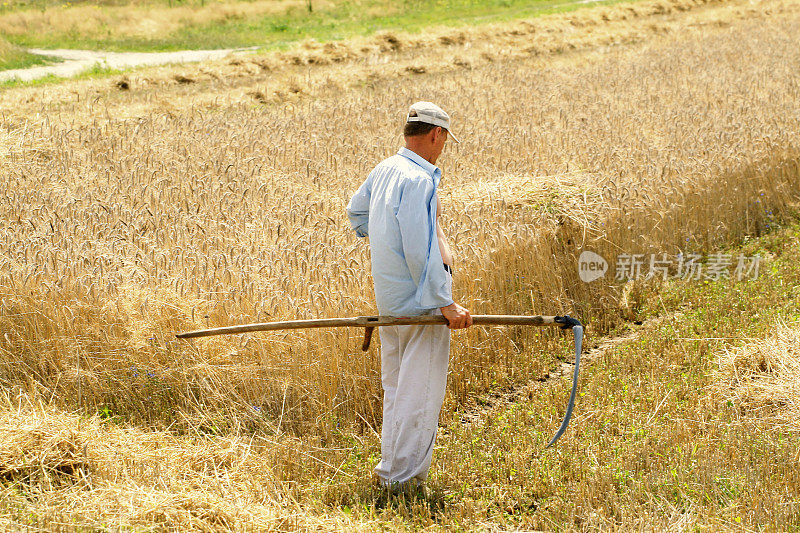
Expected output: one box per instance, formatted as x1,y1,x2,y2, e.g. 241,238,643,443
0,47,256,83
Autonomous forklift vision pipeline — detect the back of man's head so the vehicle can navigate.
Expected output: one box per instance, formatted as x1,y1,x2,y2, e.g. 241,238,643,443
403,102,460,143
404,109,437,137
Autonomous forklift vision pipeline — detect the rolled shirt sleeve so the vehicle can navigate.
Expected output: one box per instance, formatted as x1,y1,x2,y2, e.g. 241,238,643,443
346,176,371,238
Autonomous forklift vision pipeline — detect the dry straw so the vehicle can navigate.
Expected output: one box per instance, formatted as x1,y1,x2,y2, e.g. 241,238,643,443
714,323,800,431
0,403,366,530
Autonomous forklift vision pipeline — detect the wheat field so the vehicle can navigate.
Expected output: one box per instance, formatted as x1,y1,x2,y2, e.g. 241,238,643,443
1,0,800,528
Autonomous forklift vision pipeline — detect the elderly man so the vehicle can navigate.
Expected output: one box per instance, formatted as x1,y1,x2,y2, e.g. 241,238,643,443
346,101,472,492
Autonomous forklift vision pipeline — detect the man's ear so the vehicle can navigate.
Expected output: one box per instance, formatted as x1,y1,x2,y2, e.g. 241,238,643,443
425,127,437,143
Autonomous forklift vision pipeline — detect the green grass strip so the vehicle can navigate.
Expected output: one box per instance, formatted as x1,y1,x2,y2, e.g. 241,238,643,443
2,0,628,53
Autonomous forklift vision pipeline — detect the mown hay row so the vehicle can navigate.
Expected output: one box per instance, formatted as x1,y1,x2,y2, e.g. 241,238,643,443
5,0,799,124
715,323,800,431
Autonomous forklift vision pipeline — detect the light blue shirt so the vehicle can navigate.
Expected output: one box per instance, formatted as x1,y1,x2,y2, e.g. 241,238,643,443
347,147,453,316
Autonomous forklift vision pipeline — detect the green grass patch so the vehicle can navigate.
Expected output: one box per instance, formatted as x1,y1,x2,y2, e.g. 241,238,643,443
0,37,59,71
2,0,630,53
0,61,121,88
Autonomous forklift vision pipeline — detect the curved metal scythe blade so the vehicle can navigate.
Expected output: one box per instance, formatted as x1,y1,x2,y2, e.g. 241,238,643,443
546,320,583,448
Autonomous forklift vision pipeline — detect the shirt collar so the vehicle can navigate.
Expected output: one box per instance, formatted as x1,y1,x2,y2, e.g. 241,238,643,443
398,147,442,186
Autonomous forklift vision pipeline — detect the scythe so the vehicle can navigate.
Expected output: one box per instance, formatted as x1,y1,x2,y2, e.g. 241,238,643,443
177,314,583,447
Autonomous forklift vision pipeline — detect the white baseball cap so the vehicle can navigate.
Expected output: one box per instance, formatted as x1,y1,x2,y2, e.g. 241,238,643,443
406,101,460,143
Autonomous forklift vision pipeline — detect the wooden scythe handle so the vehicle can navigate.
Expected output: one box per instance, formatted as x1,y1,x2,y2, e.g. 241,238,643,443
362,326,375,351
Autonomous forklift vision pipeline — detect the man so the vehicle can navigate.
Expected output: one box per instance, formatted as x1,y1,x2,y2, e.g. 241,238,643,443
346,101,472,492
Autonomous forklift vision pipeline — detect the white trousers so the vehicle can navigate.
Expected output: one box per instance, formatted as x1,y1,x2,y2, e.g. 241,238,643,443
374,311,451,485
